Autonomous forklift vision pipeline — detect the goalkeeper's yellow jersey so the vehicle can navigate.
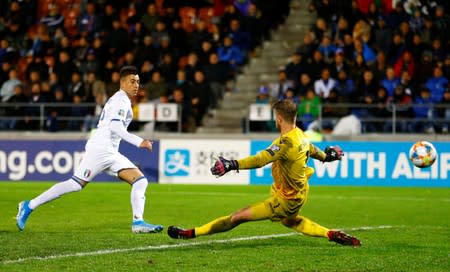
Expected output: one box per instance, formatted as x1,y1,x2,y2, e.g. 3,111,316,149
238,127,323,200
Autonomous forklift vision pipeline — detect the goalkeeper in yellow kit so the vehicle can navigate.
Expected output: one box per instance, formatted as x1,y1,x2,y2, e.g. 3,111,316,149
168,100,361,246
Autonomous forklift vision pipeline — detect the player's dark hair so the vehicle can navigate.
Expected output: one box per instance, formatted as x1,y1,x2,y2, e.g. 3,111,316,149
119,65,138,79
272,100,297,124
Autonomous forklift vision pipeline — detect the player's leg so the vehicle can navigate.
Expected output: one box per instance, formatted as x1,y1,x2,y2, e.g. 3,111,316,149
168,200,272,239
112,154,163,233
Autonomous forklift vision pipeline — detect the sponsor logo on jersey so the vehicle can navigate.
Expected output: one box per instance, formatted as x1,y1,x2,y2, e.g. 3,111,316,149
164,149,190,176
118,109,125,117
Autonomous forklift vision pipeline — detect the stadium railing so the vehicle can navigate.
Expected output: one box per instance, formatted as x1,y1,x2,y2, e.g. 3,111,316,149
246,103,450,134
0,102,182,132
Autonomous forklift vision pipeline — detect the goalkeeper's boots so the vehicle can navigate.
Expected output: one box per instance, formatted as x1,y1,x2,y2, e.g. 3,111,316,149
167,226,196,239
16,200,33,231
131,220,163,234
328,230,361,247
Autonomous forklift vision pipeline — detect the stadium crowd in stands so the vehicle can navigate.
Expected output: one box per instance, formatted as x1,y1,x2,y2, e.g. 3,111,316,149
256,0,450,134
0,0,449,134
0,0,289,132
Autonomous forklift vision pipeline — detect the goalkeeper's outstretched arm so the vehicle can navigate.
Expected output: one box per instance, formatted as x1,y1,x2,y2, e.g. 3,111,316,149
310,144,344,162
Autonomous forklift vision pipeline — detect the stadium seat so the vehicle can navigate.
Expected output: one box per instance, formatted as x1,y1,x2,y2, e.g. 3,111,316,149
63,7,80,37
198,7,214,22
179,7,197,32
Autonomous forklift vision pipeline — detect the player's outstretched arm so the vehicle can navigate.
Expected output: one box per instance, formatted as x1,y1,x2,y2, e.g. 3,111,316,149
310,144,344,162
110,120,145,148
210,157,239,177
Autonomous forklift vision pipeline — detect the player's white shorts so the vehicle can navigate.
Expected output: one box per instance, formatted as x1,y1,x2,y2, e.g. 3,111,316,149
73,148,136,182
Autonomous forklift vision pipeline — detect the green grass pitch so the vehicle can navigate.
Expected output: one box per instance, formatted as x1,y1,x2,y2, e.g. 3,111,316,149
0,182,449,271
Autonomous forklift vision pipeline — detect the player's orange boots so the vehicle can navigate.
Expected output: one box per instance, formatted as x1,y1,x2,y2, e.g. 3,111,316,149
167,226,196,239
327,230,361,247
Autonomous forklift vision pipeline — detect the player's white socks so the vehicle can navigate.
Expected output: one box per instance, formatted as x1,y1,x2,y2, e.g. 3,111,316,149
131,177,148,221
28,179,83,210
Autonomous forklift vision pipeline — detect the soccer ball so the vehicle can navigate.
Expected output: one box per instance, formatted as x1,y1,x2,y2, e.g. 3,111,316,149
409,141,437,168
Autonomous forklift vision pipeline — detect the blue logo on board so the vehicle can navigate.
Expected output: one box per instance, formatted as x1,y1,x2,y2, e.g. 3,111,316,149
164,149,190,176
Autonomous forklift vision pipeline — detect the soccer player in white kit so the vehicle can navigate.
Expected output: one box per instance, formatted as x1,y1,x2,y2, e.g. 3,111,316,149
16,66,163,233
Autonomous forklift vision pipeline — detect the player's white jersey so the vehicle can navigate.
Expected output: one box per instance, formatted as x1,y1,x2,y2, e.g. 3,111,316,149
86,90,133,152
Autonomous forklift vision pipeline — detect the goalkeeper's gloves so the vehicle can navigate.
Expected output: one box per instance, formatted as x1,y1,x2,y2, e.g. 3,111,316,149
210,156,239,177
324,146,344,162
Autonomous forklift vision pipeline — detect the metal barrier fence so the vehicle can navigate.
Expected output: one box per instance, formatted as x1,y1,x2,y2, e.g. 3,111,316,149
246,103,450,134
0,102,182,132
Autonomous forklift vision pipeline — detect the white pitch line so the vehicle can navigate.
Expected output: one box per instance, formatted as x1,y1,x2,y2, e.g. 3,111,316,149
2,225,397,265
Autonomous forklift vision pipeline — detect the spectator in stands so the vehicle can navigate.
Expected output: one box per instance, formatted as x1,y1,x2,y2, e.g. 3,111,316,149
220,5,241,33
297,88,321,129
373,15,392,53
67,71,88,102
353,38,376,65
334,69,355,97
77,2,102,40
430,38,445,63
184,52,201,83
322,88,349,129
84,71,106,100
314,68,336,99
145,70,168,102
169,19,189,57
408,34,428,63
54,50,77,92
269,69,293,101
105,70,120,98
241,3,266,49
24,82,47,130
39,3,64,36
412,87,435,133
349,53,368,86
255,85,270,104
296,32,315,58
151,20,169,48
197,40,216,67
26,53,49,82
29,24,53,57
141,3,160,33
2,84,27,130
352,19,371,44
191,70,212,126
425,66,449,103
0,68,21,102
371,51,388,83
135,35,158,67
203,52,230,109
295,73,313,98
159,53,178,85
102,4,118,33
386,33,405,65
433,5,450,42
188,20,213,52
310,17,329,45
385,85,413,132
174,69,192,100
285,52,305,87
399,21,414,48
217,35,244,71
381,67,400,97
46,88,69,132
329,50,349,79
0,61,12,87
394,51,415,78
80,49,100,76
332,17,351,48
67,95,87,131
355,69,377,103
226,19,252,53
169,87,196,133
307,50,326,81
368,86,390,132
91,36,109,70
73,36,90,68
409,9,425,33
282,87,299,104
104,17,130,59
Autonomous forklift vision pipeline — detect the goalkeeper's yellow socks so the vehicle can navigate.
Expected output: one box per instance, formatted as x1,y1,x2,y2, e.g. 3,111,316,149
194,216,235,236
291,216,329,237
